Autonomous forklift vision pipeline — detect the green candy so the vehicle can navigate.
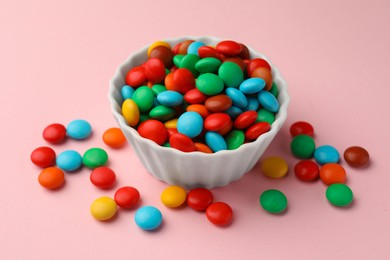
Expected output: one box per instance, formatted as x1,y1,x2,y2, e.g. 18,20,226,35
173,54,184,67
290,134,316,159
256,108,275,124
218,62,244,88
260,189,288,214
149,105,175,121
83,148,108,169
270,82,279,98
139,113,151,123
151,84,167,96
195,57,222,73
196,73,224,95
162,142,171,148
226,130,245,150
180,54,200,77
326,184,353,207
132,86,154,113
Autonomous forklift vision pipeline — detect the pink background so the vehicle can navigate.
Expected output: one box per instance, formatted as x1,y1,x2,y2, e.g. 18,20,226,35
1,0,389,259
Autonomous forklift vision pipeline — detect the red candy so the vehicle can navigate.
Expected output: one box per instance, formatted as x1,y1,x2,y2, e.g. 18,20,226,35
171,68,195,94
138,119,168,145
238,43,250,59
125,66,146,87
144,58,166,84
216,40,242,56
217,119,233,136
206,202,233,226
31,146,56,168
114,186,140,209
290,121,315,137
167,128,178,138
247,58,271,76
245,122,271,140
234,111,258,129
169,133,195,152
204,113,231,132
43,123,67,144
90,166,116,189
198,46,222,60
187,188,214,211
184,88,207,104
294,160,320,181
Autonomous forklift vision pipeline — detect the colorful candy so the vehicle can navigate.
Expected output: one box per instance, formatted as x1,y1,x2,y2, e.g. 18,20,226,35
206,202,233,226
90,166,116,189
66,119,92,140
90,196,117,221
43,123,67,143
31,146,56,168
314,145,340,165
102,127,126,148
319,163,346,185
138,119,167,145
290,121,314,137
56,150,82,171
326,184,353,207
82,148,108,169
177,112,203,138
114,186,140,209
294,160,319,181
134,206,163,231
260,189,288,214
38,167,65,189
344,146,370,167
187,188,214,211
161,185,187,208
261,156,289,178
290,134,316,159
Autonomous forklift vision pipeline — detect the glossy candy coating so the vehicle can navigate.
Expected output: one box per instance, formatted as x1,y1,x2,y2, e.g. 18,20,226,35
90,166,116,189
164,118,178,129
226,130,245,150
251,67,273,91
38,167,65,189
170,68,195,94
66,119,92,140
314,145,340,165
169,133,195,152
294,160,319,181
138,119,167,145
145,58,165,84
225,106,243,119
177,111,203,138
114,186,140,209
258,90,279,112
90,197,117,221
149,105,176,121
290,121,314,137
149,45,173,68
187,41,205,55
161,185,187,208
147,41,171,57
225,87,248,108
151,84,167,96
247,58,271,76
122,99,140,127
204,113,231,132
344,146,370,167
205,132,227,152
125,66,146,87
290,135,316,159
218,62,244,88
121,85,135,100
83,148,108,169
179,54,200,77
103,127,126,148
260,189,287,214
134,206,163,231
186,104,210,119
326,184,353,207
195,57,221,73
157,91,183,107
43,123,67,143
206,202,233,226
198,46,222,60
244,97,259,111
31,146,56,168
216,40,242,56
234,110,258,129
239,78,266,94
187,188,213,211
319,163,346,185
56,150,82,171
194,142,213,153
261,156,289,178
256,109,275,124
205,94,232,112
132,86,154,113
196,73,224,95
245,122,271,140
184,88,207,104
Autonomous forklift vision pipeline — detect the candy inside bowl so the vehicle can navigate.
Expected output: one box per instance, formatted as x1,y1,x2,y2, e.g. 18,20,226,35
109,36,289,189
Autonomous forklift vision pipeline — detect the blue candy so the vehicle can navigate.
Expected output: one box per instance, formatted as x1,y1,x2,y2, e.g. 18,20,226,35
225,88,248,108
226,106,243,119
239,78,266,94
67,119,92,140
177,111,203,138
314,145,340,165
157,90,184,107
257,90,279,112
56,150,82,171
135,206,163,231
205,132,227,152
244,96,260,111
187,41,206,55
121,85,134,100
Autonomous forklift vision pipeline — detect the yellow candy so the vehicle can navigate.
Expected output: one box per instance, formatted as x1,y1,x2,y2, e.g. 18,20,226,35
261,156,289,178
161,185,187,208
164,118,178,129
90,196,117,221
122,99,140,127
147,41,171,57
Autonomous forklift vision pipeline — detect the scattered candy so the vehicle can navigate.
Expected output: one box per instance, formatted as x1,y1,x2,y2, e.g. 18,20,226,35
56,150,82,171
260,189,288,214
290,134,316,159
344,146,370,167
31,146,56,168
43,123,67,143
90,196,117,221
206,202,233,226
90,166,116,189
261,156,289,178
102,127,126,148
314,145,340,165
161,185,187,208
135,206,163,231
82,148,108,169
114,186,140,209
294,160,319,181
38,167,65,189
187,188,214,211
326,183,353,207
66,119,92,140
319,163,346,185
290,121,314,137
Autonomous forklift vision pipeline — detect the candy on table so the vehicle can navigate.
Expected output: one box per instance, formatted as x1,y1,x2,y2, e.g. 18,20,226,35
31,146,56,168
290,134,316,159
206,202,233,226
56,150,82,171
82,148,108,169
120,39,278,153
326,183,353,207
161,185,187,208
102,127,126,148
134,206,163,231
90,166,116,189
38,167,65,189
187,188,214,211
43,123,67,143
290,121,314,137
66,119,92,140
294,160,320,181
260,189,288,214
344,146,370,167
261,156,289,178
114,186,140,209
90,196,117,221
314,145,340,165
319,163,347,185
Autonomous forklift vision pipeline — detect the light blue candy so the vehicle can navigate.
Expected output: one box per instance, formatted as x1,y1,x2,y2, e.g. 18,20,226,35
205,132,227,152
226,106,243,119
244,96,260,111
177,111,203,138
121,85,134,100
157,91,184,107
67,119,92,140
56,150,82,171
225,88,248,108
187,41,206,55
257,90,279,112
314,145,340,165
135,206,162,231
239,78,266,94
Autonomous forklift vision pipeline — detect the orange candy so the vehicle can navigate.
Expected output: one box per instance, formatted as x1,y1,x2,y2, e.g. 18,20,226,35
38,167,65,189
319,163,346,185
186,104,210,119
194,142,213,153
103,128,126,148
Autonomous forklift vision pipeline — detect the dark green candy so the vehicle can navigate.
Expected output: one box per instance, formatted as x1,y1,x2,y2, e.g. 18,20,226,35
260,189,288,214
226,130,245,150
149,105,175,121
270,82,279,98
290,134,316,159
83,148,108,169
256,108,275,124
179,54,200,77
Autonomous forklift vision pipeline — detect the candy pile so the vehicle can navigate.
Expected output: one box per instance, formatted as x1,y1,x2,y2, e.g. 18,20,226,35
121,39,279,153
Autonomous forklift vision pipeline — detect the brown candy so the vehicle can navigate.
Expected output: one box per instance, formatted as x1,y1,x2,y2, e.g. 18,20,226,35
251,67,273,91
205,94,232,113
344,146,370,167
150,46,174,68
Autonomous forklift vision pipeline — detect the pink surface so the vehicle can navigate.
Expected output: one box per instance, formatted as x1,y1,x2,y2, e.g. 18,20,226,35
1,0,389,259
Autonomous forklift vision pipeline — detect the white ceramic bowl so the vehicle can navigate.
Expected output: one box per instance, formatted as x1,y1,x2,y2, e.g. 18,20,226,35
109,36,289,189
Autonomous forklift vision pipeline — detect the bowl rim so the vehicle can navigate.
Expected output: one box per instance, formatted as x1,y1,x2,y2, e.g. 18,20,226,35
108,35,290,158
